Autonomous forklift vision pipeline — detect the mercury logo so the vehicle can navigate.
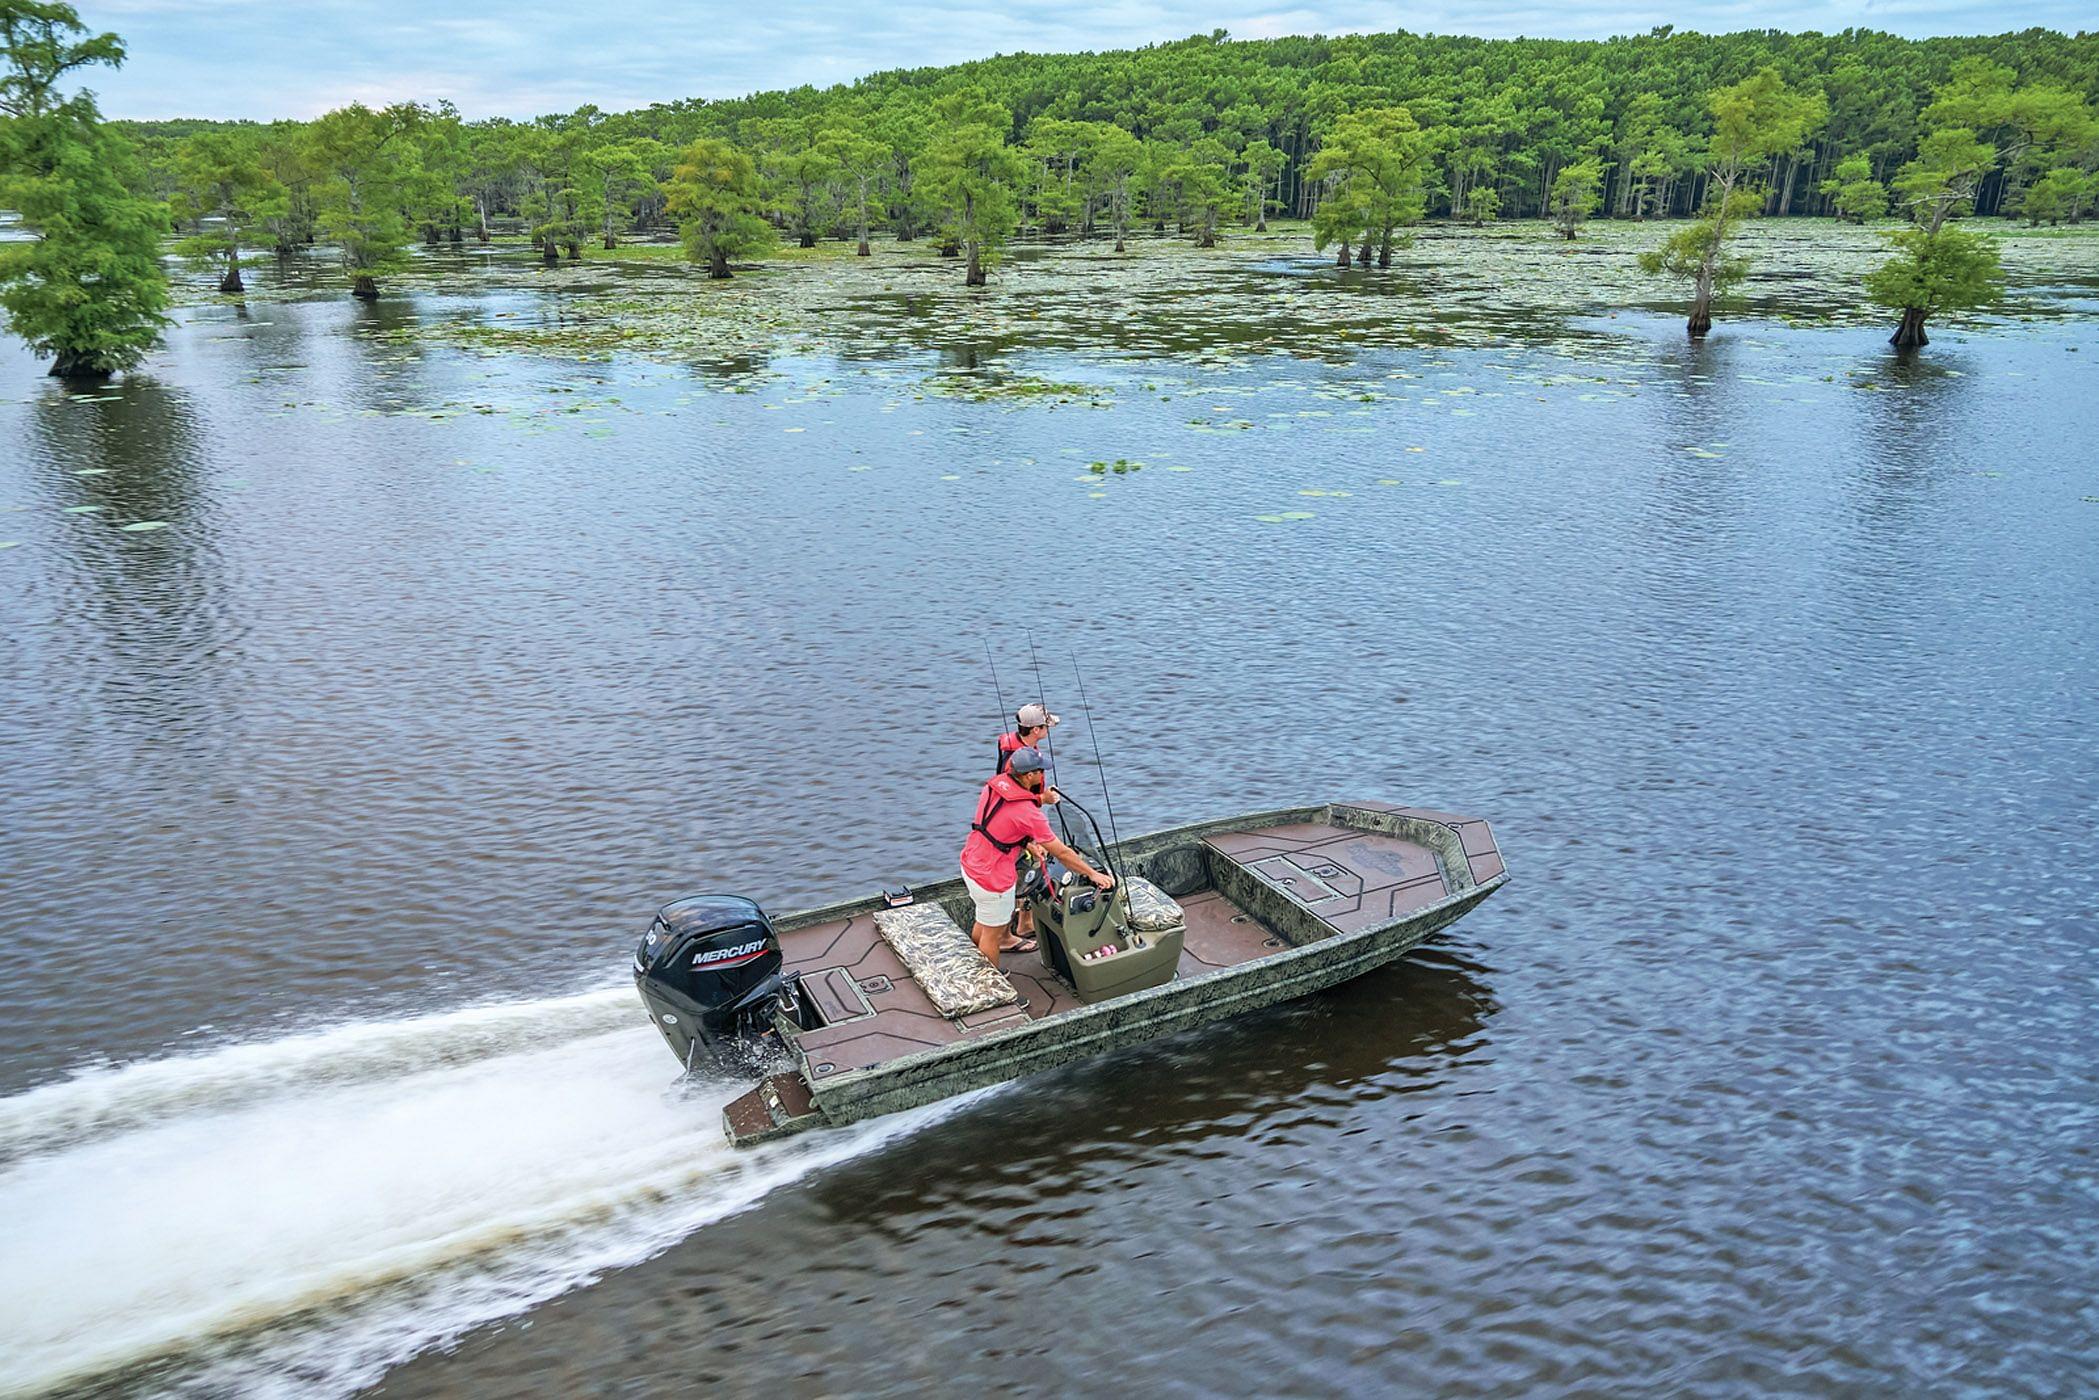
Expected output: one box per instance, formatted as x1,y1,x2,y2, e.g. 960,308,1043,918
692,938,769,969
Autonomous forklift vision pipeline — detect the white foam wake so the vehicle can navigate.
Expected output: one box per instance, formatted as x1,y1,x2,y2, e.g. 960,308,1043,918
0,997,953,1398
0,985,638,1160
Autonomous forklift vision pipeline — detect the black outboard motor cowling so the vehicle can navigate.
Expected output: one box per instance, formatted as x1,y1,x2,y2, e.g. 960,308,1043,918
634,894,789,1071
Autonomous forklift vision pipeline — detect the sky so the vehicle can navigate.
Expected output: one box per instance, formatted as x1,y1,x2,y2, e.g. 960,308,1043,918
86,0,2092,121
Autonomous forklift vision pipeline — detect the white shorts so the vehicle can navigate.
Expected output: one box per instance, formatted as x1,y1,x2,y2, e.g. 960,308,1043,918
961,868,1016,925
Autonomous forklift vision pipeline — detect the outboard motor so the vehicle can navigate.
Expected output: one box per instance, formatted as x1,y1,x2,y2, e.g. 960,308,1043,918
633,894,791,1072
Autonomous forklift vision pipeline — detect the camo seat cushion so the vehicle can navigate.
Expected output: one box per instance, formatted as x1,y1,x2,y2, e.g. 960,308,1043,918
1124,877,1186,933
874,903,1019,1017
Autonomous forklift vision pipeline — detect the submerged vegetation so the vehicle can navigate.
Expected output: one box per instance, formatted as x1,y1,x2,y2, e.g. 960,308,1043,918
3,12,2098,375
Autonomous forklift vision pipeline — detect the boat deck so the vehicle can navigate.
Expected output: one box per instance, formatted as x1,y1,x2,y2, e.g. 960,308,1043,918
775,815,1454,1083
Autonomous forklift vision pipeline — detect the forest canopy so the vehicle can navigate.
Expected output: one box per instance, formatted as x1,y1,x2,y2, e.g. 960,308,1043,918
113,26,2099,232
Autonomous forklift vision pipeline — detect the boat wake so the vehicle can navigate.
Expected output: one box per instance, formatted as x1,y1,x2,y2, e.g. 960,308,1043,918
0,987,944,1398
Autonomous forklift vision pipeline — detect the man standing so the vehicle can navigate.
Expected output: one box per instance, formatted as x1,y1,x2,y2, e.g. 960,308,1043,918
995,701,1059,777
960,748,1113,962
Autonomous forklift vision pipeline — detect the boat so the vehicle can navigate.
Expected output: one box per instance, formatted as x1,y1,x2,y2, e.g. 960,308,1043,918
633,798,1508,1146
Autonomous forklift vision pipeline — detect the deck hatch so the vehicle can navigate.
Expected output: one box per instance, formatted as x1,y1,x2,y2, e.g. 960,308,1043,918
1248,854,1352,906
803,966,876,1026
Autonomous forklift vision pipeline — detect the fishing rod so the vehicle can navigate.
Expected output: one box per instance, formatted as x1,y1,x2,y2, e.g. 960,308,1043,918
986,642,1011,755
1025,629,1058,782
1068,646,1125,870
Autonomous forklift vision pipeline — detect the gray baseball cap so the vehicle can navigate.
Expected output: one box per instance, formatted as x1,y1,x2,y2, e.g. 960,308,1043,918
1016,702,1061,728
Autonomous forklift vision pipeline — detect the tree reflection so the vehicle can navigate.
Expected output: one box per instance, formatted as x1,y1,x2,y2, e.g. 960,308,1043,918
27,376,234,739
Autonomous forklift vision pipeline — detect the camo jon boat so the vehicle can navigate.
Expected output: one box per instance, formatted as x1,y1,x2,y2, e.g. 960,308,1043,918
631,799,1508,1147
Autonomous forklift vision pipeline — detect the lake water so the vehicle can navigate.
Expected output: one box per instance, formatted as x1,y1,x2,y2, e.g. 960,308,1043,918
2,226,2096,1397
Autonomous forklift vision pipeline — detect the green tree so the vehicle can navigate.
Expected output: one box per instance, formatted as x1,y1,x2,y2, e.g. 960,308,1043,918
255,120,317,252
1307,107,1430,268
748,117,836,248
403,101,470,246
527,110,595,263
2017,166,2086,225
1865,226,1999,348
818,124,887,255
171,128,286,293
305,102,423,298
1464,184,1500,226
1818,154,1888,222
1239,138,1286,230
1547,158,1602,238
1158,137,1231,247
665,136,773,278
1639,69,1824,337
872,98,931,242
583,139,658,248
921,89,1022,286
0,1,169,377
1871,123,2002,347
1087,124,1142,250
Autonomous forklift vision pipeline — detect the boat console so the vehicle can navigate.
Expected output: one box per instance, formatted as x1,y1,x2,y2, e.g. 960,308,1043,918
1026,868,1185,1004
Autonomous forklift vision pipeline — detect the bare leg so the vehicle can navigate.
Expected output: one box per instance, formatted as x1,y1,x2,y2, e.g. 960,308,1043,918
1005,905,1035,949
972,921,1007,962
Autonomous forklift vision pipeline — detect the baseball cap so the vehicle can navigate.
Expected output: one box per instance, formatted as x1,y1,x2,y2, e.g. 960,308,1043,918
1016,702,1061,728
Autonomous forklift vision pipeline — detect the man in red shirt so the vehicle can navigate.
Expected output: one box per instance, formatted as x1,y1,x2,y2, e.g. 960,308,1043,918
995,701,1059,776
960,747,1114,962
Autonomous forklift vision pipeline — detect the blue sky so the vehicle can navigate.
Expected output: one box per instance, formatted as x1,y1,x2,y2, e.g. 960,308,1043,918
88,0,2092,121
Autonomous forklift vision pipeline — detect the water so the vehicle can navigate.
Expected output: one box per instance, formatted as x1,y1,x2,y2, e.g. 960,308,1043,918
2,230,2097,1396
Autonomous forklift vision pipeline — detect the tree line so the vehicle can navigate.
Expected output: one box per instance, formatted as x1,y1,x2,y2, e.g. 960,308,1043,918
4,4,2097,375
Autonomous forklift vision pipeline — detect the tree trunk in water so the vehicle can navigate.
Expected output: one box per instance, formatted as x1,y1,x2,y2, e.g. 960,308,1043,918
1356,241,1372,268
798,230,816,249
965,243,986,287
48,348,111,380
448,225,462,245
939,238,959,257
352,275,379,301
1377,236,1392,268
709,250,731,279
1335,239,1351,267
542,242,559,266
1114,233,1126,252
565,241,581,260
1255,216,1267,232
603,233,617,250
1890,306,1929,348
1687,266,1713,337
476,198,490,242
1196,226,1215,248
219,247,244,295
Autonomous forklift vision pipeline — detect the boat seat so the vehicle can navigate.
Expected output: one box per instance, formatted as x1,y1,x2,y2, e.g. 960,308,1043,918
873,902,1020,1017
1123,876,1186,933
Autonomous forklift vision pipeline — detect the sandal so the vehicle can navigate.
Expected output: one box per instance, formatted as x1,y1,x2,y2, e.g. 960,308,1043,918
999,936,1039,955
